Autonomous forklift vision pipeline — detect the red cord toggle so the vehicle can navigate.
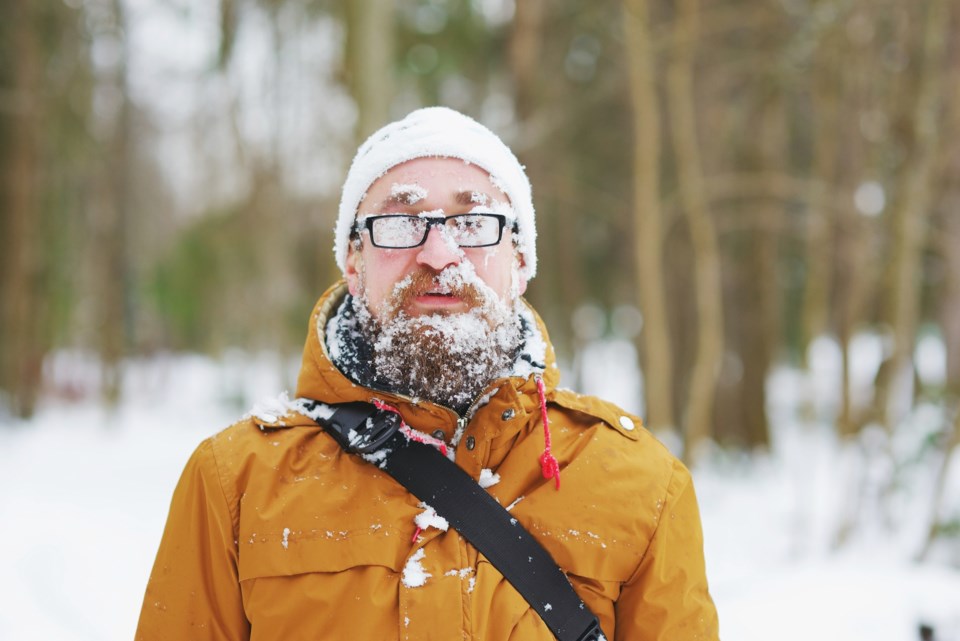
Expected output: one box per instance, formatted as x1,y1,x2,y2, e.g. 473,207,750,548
535,377,560,490
539,450,560,489
411,526,422,543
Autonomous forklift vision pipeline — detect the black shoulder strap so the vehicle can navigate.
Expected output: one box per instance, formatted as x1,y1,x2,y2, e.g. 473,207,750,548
306,399,606,641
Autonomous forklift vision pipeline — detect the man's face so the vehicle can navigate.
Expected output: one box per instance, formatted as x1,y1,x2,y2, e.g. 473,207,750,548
345,157,527,318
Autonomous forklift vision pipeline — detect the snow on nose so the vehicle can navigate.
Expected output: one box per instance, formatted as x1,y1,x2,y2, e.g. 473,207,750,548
416,225,462,271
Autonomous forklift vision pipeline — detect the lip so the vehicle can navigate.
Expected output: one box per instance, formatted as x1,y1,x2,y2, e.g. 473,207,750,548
412,293,465,309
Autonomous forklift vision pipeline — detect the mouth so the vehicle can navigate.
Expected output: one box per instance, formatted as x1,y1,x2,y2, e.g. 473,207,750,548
412,289,466,308
417,291,461,301
389,269,481,314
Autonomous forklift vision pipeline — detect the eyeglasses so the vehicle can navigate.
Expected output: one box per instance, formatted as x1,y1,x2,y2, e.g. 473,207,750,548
355,213,513,249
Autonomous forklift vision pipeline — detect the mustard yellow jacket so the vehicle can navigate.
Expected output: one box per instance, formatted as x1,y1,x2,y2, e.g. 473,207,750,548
136,283,719,640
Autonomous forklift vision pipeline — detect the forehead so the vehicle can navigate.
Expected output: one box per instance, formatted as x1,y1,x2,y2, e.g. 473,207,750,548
362,157,509,210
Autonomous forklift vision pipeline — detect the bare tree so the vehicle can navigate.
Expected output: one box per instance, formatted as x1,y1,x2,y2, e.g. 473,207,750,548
345,0,394,142
623,0,675,434
0,0,45,418
508,0,545,122
918,207,960,560
666,0,723,459
800,15,843,365
92,0,135,406
873,0,950,431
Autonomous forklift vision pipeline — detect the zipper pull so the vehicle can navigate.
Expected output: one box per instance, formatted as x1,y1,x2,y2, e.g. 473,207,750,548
452,415,469,448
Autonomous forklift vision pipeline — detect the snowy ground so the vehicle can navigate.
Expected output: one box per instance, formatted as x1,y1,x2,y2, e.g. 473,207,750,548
1,346,958,641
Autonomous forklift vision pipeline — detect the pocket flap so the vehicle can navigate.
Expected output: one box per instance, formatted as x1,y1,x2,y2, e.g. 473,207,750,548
238,525,406,581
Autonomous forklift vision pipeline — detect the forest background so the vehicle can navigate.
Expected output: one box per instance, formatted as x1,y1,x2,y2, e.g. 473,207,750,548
2,0,960,630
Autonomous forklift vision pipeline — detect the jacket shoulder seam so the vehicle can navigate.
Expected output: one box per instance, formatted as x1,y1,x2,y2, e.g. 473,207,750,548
206,432,241,543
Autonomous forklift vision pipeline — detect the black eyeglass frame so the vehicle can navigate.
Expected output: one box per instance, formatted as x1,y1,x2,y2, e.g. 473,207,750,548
354,213,515,249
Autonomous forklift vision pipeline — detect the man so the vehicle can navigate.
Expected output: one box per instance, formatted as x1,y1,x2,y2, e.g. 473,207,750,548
136,107,719,640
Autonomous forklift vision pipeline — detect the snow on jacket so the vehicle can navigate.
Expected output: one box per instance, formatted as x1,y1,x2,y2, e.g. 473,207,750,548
136,281,720,641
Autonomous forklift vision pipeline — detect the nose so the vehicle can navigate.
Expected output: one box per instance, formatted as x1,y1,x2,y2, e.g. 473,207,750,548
416,226,461,271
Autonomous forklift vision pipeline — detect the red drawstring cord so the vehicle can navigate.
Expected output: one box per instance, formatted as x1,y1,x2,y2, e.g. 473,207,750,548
536,377,560,490
372,398,448,457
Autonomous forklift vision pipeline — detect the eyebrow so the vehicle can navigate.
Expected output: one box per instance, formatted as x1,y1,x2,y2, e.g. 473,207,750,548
456,191,490,206
376,190,493,209
382,190,422,206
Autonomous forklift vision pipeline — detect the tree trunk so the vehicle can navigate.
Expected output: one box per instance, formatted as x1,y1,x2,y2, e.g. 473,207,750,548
345,0,394,143
918,203,960,559
833,12,872,437
666,0,723,460
942,203,960,398
508,0,545,122
873,0,949,430
739,243,773,449
836,215,873,436
623,0,675,433
734,91,786,450
1,0,45,418
506,0,569,350
101,0,137,404
800,46,840,365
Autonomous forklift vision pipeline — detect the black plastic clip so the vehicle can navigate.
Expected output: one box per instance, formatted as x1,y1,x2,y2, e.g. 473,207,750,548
576,619,606,641
322,401,402,454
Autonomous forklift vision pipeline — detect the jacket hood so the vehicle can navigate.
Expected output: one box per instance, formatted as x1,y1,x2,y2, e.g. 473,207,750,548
292,280,561,423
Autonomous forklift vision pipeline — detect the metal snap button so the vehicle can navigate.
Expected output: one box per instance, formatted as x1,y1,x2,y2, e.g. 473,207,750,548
432,429,445,440
466,436,476,450
501,408,515,421
619,416,635,431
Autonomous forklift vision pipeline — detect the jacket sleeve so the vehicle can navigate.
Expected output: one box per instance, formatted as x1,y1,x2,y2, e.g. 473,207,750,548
136,438,250,641
614,460,720,641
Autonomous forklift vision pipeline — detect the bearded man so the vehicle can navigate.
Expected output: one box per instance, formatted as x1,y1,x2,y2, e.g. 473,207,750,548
136,107,720,641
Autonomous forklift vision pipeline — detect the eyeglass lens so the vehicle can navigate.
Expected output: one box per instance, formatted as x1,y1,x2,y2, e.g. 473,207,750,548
370,214,503,248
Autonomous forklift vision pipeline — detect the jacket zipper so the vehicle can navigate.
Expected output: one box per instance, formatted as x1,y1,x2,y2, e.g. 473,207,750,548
383,378,511,438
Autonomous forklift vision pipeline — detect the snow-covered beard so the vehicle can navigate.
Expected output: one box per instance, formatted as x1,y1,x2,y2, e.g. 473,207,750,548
355,264,523,412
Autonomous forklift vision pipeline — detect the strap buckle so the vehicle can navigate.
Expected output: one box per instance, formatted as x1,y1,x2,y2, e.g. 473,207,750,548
321,401,402,454
576,618,605,641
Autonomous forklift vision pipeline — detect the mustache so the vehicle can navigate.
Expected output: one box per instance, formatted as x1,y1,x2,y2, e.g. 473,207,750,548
391,268,483,308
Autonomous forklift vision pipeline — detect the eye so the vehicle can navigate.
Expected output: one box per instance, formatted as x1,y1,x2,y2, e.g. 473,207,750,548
371,216,423,247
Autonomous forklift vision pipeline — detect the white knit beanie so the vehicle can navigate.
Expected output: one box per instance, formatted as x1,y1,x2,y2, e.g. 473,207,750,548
333,106,537,280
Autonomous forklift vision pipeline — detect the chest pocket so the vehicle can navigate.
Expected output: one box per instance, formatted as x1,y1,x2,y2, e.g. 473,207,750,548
522,510,645,587
237,523,408,640
234,480,413,640
507,443,653,589
235,460,415,582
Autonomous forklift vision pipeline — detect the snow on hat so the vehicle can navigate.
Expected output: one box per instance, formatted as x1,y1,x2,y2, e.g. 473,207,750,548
334,106,537,280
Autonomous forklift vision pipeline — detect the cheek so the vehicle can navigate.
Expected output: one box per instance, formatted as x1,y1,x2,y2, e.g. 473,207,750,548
367,249,411,279
359,249,413,302
512,263,527,297
469,246,516,295
479,245,502,271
